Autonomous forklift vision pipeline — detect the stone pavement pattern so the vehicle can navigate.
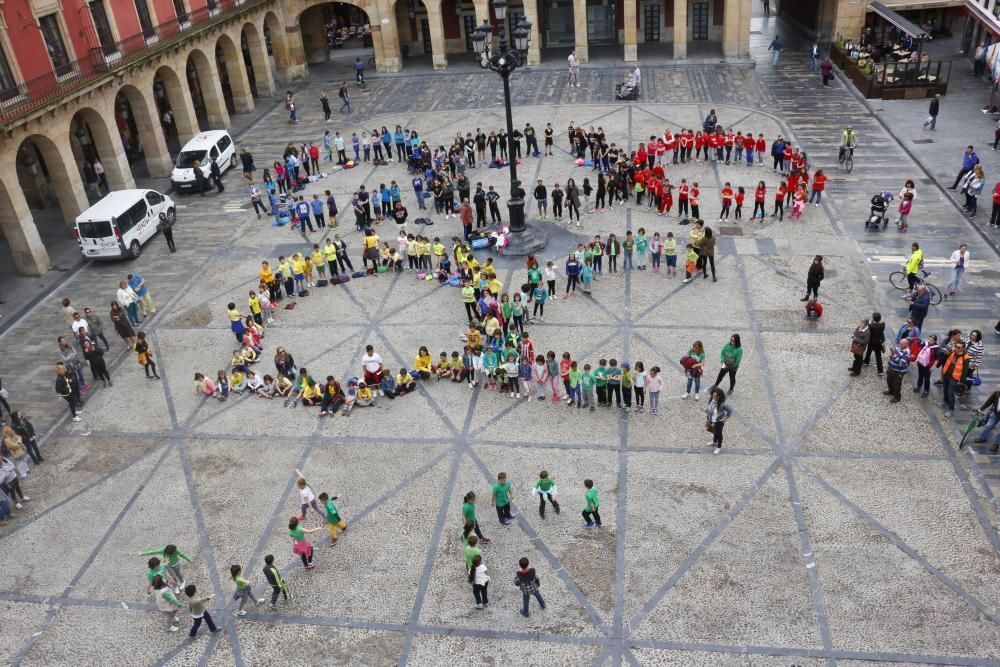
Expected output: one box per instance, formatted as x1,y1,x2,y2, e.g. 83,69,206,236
1,18,1000,667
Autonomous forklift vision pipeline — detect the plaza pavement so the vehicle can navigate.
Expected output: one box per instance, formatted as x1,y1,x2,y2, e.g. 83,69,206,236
0,12,999,667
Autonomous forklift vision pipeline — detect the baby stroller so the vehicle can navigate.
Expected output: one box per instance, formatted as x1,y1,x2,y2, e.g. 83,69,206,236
615,80,639,101
864,191,894,229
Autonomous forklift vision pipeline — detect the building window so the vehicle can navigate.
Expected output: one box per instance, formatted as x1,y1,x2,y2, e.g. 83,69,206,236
172,0,189,25
134,0,156,37
206,0,219,14
89,0,119,55
39,14,73,77
0,43,18,99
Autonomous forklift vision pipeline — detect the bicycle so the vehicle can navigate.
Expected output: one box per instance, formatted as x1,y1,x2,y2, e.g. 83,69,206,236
888,268,942,306
838,145,854,174
356,70,366,89
959,410,987,449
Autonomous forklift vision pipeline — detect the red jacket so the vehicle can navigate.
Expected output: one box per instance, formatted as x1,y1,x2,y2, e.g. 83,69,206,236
992,182,1000,205
755,186,766,202
755,138,766,153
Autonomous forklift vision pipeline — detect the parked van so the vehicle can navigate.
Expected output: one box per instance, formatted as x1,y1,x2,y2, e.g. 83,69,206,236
75,189,175,260
171,130,236,192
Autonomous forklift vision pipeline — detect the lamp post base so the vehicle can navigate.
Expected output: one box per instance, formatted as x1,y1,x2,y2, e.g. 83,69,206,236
503,224,547,256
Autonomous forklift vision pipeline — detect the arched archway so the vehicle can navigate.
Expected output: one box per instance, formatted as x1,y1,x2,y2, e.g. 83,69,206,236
0,173,50,276
264,11,293,80
298,2,373,71
242,22,276,98
216,33,255,114
153,64,199,148
392,0,448,69
114,84,173,179
186,48,230,129
69,106,134,196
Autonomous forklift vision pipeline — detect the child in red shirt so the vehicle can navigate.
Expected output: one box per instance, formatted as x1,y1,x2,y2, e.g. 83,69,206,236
655,138,667,166
809,169,826,205
659,179,673,216
774,181,787,221
646,176,660,210
782,145,793,173
755,135,767,168
734,186,745,221
786,172,799,206
694,132,706,162
724,131,735,164
690,183,701,219
734,132,746,163
719,182,734,221
678,179,690,217
668,133,679,165
712,132,724,162
753,181,766,219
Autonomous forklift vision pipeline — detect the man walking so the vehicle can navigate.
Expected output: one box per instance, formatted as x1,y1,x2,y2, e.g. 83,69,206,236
820,57,833,87
762,0,770,16
949,145,979,190
923,94,940,131
209,156,224,193
768,35,783,65
55,362,83,422
810,43,820,71
128,272,156,318
338,82,351,113
567,50,580,87
884,339,910,403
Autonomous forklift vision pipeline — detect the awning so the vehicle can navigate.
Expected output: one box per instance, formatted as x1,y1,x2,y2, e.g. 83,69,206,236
867,1,932,38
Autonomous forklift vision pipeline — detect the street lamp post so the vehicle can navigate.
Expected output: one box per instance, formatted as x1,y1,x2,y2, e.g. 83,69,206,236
472,1,546,256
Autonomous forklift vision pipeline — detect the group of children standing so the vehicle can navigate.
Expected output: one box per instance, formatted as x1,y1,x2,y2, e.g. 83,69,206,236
460,471,602,614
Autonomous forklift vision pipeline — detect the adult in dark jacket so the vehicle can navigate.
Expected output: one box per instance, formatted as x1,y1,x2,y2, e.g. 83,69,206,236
820,59,833,87
849,319,871,376
864,311,887,375
974,389,1000,451
923,94,940,131
10,412,42,464
55,362,83,421
909,285,931,330
802,255,824,300
193,161,208,197
701,228,716,281
209,157,224,193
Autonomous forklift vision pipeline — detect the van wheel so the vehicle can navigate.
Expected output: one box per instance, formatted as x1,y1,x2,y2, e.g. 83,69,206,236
230,154,237,169
166,207,176,224
129,240,142,259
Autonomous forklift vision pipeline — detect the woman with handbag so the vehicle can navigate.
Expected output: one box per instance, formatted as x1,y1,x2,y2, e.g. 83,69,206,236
705,388,732,455
849,319,871,376
681,340,706,400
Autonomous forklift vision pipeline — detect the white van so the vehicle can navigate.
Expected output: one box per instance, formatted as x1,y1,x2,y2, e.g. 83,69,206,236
75,189,175,260
171,130,236,192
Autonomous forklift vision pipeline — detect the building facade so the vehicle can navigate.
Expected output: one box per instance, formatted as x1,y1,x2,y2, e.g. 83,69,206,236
0,0,751,277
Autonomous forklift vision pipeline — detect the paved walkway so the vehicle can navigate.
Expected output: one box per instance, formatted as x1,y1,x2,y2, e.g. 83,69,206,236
1,6,999,665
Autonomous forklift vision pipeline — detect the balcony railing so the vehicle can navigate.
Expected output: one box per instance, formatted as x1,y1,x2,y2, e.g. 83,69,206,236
0,0,268,124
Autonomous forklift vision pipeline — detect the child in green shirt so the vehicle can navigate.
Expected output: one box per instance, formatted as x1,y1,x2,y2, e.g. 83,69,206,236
621,361,633,411
568,361,582,408
319,492,348,543
581,363,595,412
230,564,263,616
464,534,482,570
533,469,560,518
491,472,514,524
140,544,192,591
635,228,649,270
606,358,623,408
462,491,491,544
583,479,602,528
595,358,609,407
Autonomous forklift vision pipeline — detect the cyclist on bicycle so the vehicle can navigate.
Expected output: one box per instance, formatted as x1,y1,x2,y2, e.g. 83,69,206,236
905,241,924,294
354,57,365,85
839,126,857,162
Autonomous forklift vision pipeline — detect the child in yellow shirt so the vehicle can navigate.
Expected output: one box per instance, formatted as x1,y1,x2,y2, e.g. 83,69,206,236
303,257,315,289
311,244,326,284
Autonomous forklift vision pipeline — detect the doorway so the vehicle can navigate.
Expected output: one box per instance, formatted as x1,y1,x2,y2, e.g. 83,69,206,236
587,0,616,45
692,1,709,40
643,2,660,42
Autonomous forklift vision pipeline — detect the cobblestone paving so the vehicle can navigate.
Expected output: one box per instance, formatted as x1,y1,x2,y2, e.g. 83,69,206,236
1,21,999,667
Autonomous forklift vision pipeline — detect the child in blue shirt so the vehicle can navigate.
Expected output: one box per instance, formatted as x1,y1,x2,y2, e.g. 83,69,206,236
532,285,547,322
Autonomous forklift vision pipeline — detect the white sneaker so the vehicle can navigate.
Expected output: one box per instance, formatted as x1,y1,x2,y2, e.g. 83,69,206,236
235,610,247,616
510,392,515,397
169,626,179,632
695,393,700,400
713,447,721,455
681,393,689,399
72,416,82,422
15,502,23,509
516,393,521,398
21,496,29,502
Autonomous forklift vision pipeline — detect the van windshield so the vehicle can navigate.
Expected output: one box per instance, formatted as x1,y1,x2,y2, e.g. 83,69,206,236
78,220,114,239
176,150,207,169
